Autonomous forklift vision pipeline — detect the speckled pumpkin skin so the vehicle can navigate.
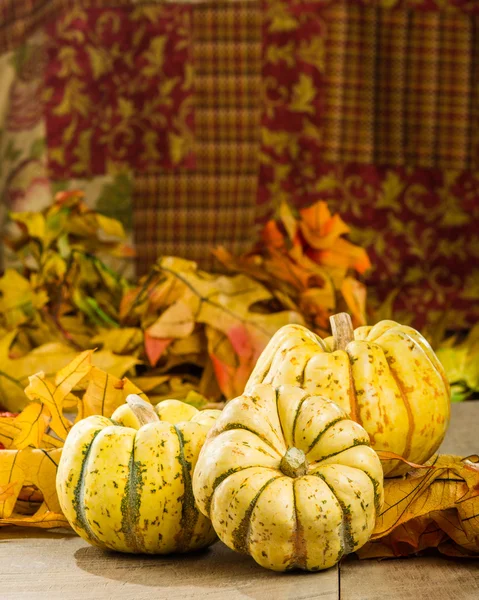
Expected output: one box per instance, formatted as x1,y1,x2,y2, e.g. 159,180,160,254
193,383,383,572
57,400,220,554
247,321,451,476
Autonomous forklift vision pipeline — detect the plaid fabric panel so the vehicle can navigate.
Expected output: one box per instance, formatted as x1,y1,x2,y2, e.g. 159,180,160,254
322,2,476,170
323,3,378,164
133,1,261,274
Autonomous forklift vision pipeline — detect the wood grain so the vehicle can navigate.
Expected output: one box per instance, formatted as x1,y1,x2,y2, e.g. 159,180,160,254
0,530,339,600
340,555,479,600
340,401,479,600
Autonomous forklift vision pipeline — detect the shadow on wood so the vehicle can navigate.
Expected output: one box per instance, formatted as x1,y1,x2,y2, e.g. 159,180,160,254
73,540,338,599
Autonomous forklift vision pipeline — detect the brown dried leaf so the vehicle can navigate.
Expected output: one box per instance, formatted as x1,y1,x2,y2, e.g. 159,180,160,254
358,455,479,558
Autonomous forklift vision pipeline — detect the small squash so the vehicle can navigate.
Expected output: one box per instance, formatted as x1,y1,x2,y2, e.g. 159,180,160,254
193,383,383,571
57,395,220,553
247,313,451,476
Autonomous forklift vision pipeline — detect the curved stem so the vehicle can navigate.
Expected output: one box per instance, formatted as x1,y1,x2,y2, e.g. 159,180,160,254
126,394,159,426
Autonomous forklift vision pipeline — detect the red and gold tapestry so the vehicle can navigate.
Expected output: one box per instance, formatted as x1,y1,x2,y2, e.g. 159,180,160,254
1,0,478,331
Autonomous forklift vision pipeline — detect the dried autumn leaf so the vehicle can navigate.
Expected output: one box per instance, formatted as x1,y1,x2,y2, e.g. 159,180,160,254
79,366,147,420
9,211,46,241
299,202,350,250
24,350,93,439
215,199,370,334
147,300,195,339
90,350,139,378
0,349,150,530
157,256,304,399
144,333,173,367
91,327,143,355
340,276,367,326
0,447,67,528
13,402,49,450
358,455,479,558
3,189,375,407
0,332,81,413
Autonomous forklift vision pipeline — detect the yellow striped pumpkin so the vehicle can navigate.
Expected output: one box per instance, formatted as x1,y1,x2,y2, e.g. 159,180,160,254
193,383,383,571
247,314,451,476
57,396,220,553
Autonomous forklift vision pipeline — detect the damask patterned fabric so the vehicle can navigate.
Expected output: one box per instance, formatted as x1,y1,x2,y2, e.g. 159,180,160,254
0,0,478,331
44,6,194,177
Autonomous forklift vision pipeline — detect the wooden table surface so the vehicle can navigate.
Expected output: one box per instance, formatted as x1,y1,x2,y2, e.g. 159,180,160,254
1,403,478,600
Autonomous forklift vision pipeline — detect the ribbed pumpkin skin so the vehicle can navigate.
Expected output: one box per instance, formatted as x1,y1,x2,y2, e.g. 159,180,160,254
247,321,451,476
57,400,220,554
193,384,383,572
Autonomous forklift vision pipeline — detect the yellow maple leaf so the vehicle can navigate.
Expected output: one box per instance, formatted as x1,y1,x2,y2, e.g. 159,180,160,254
0,350,145,530
0,447,66,526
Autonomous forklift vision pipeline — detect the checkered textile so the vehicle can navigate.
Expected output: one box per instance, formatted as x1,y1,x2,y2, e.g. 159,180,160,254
322,1,477,170
132,1,262,274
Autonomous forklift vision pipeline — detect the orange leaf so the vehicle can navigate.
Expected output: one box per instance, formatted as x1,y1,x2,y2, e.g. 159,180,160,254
308,238,371,274
262,220,287,250
299,202,350,250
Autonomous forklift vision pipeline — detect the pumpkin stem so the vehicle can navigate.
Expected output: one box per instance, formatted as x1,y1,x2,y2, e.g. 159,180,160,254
330,312,354,351
280,447,308,478
126,394,160,426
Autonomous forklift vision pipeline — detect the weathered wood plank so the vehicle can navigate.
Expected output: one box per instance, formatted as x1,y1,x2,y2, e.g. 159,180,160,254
340,402,479,600
0,528,339,600
340,555,479,600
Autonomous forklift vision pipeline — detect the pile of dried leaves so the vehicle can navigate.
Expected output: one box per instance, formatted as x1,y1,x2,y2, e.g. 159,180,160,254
1,192,369,411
